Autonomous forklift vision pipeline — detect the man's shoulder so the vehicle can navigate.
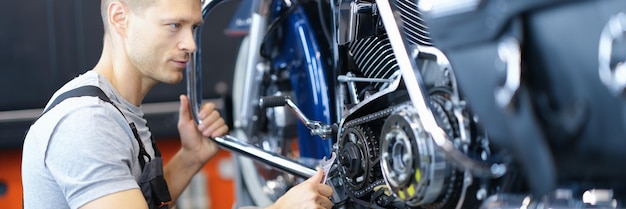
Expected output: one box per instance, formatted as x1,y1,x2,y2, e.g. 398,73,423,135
49,71,101,100
27,90,129,145
44,71,121,121
45,94,121,122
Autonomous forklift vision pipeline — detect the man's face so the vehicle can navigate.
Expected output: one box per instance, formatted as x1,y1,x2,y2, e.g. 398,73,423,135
124,0,202,85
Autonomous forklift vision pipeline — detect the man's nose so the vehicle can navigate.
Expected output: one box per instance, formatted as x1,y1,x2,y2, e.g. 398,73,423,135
179,29,197,53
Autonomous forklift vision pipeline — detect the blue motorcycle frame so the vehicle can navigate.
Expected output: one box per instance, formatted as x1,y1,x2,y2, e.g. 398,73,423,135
265,0,334,160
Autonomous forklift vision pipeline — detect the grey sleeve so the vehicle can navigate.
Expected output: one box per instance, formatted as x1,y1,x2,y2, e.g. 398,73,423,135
45,105,141,209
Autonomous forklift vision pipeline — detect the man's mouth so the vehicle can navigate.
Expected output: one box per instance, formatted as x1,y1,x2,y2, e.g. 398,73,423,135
172,54,190,68
172,60,188,68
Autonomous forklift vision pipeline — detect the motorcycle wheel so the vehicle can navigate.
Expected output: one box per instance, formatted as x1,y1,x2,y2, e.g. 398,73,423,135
231,37,299,208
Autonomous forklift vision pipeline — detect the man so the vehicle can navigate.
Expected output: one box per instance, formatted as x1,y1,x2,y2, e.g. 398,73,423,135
21,0,334,208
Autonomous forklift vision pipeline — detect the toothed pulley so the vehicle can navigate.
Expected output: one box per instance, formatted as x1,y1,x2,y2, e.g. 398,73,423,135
338,126,379,191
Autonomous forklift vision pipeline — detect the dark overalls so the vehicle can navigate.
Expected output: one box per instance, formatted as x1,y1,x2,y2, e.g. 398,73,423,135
34,85,173,209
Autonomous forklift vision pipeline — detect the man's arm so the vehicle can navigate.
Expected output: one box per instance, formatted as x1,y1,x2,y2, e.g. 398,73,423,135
163,148,207,205
80,189,148,209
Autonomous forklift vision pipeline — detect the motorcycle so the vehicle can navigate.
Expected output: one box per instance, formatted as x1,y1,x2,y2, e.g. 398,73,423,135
187,0,626,208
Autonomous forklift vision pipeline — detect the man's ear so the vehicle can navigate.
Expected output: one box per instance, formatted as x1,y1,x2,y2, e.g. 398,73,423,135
107,1,129,35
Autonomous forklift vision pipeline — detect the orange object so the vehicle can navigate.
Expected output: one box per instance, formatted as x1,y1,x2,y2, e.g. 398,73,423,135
0,138,234,209
0,149,22,209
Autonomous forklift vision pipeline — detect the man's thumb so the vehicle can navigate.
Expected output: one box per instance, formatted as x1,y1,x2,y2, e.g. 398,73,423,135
179,94,191,120
306,169,324,183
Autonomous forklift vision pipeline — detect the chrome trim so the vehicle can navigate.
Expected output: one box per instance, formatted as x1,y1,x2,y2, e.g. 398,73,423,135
236,17,268,129
341,72,360,104
380,105,447,205
335,0,376,45
494,37,521,110
481,189,621,209
342,72,402,117
599,12,626,98
337,74,394,83
188,0,231,126
414,45,470,144
236,0,270,129
375,0,505,178
337,72,396,104
259,96,335,139
417,0,482,19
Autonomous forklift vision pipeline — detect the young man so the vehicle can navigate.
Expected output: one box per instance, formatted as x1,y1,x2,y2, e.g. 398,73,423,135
21,0,334,208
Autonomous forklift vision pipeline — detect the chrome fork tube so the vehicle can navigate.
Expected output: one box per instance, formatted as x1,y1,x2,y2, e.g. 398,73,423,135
187,0,317,179
237,0,270,130
375,0,506,178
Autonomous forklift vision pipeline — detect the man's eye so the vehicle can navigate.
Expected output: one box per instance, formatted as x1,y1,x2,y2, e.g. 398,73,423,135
169,23,181,29
192,24,200,30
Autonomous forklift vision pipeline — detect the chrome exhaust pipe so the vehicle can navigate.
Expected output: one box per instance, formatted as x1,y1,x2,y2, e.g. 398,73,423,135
186,0,317,179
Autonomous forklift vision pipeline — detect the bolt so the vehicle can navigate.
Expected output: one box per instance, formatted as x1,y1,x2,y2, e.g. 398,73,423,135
490,164,507,177
476,188,487,200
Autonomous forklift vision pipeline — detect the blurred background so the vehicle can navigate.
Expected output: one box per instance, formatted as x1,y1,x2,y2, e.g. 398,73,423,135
0,0,244,208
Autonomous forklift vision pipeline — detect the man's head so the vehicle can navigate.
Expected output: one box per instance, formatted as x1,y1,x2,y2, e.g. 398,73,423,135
100,0,203,86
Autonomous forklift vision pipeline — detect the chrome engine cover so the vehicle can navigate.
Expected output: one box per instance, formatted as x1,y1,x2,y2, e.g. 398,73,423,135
380,104,449,206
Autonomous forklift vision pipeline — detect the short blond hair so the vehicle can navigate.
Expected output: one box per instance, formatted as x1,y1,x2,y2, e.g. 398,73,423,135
100,0,156,33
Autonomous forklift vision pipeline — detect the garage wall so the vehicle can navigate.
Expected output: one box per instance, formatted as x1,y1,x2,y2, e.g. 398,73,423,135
0,0,243,147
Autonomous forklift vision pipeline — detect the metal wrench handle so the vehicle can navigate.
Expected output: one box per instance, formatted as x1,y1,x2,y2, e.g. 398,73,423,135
320,152,336,184
213,135,317,179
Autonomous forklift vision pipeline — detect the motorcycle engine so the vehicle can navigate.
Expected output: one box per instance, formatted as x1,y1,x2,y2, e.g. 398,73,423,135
331,0,492,208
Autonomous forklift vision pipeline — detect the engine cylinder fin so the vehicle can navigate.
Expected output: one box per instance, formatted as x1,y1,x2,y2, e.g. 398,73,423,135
395,0,433,46
348,35,399,90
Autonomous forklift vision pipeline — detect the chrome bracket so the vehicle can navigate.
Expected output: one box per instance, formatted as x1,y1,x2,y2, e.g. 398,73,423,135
599,12,626,98
494,37,521,111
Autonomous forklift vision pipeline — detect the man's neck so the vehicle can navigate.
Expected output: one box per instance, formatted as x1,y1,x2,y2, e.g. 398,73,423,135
92,40,156,106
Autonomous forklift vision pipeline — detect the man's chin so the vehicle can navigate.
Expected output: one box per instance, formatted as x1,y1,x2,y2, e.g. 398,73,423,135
160,73,184,85
166,78,184,85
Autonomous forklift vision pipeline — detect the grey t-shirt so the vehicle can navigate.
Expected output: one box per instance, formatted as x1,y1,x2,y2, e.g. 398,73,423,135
22,71,157,209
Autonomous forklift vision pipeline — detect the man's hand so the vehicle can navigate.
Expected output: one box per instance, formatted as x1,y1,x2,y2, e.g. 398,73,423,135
177,94,229,165
163,95,229,206
268,170,334,209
